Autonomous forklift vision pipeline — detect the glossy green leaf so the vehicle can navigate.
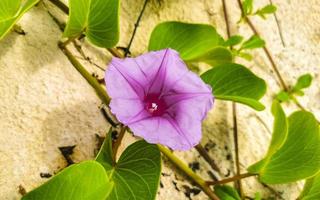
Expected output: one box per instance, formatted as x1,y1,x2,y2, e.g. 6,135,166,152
96,132,161,200
148,21,232,66
293,74,313,91
248,109,320,184
255,4,277,19
214,185,241,200
0,0,39,40
22,161,114,200
240,35,265,50
237,51,253,61
201,63,267,110
0,0,21,21
224,35,244,46
64,0,120,48
299,172,320,200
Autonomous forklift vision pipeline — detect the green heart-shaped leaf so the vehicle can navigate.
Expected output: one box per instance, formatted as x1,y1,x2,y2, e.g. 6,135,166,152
148,21,232,66
64,0,120,48
299,172,320,200
96,132,161,200
248,103,320,184
201,63,267,110
22,161,114,200
0,0,39,40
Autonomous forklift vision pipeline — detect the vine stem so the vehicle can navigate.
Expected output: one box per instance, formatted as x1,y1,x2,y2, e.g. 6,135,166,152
195,144,220,173
221,0,243,197
206,172,256,186
125,0,149,56
112,126,127,165
58,44,220,200
157,145,220,200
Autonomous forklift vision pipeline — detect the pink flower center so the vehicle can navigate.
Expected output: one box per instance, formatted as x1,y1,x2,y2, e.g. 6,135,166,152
144,94,167,116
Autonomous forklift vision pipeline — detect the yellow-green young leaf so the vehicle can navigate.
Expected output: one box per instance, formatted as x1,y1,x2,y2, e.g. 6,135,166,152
96,132,161,200
248,109,320,184
293,73,313,91
64,0,120,48
214,185,241,200
243,0,254,15
0,0,39,40
276,90,290,102
148,21,232,66
255,4,277,19
22,161,114,200
223,35,244,47
240,35,265,50
299,172,320,200
0,0,21,21
201,63,267,111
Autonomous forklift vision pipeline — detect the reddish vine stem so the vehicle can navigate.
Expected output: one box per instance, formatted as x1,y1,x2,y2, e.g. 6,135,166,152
221,0,243,197
195,144,220,173
206,172,256,186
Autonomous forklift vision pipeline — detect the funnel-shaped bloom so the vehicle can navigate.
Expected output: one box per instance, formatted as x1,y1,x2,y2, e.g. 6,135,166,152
105,49,213,150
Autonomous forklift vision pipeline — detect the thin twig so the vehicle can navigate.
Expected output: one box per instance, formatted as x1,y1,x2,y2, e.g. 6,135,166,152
206,172,256,185
125,0,149,56
195,144,220,173
112,126,127,165
221,0,243,197
232,103,243,197
72,40,105,71
268,0,286,47
221,0,231,39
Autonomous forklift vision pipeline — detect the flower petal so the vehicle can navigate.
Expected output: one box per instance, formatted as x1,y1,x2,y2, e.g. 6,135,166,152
109,98,150,124
129,116,200,151
148,49,190,95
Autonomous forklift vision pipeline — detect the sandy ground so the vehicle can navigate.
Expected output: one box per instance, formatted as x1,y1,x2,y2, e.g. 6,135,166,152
0,0,319,199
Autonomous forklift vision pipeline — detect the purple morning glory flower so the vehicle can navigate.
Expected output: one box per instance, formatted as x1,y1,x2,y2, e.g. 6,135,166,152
105,48,213,151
